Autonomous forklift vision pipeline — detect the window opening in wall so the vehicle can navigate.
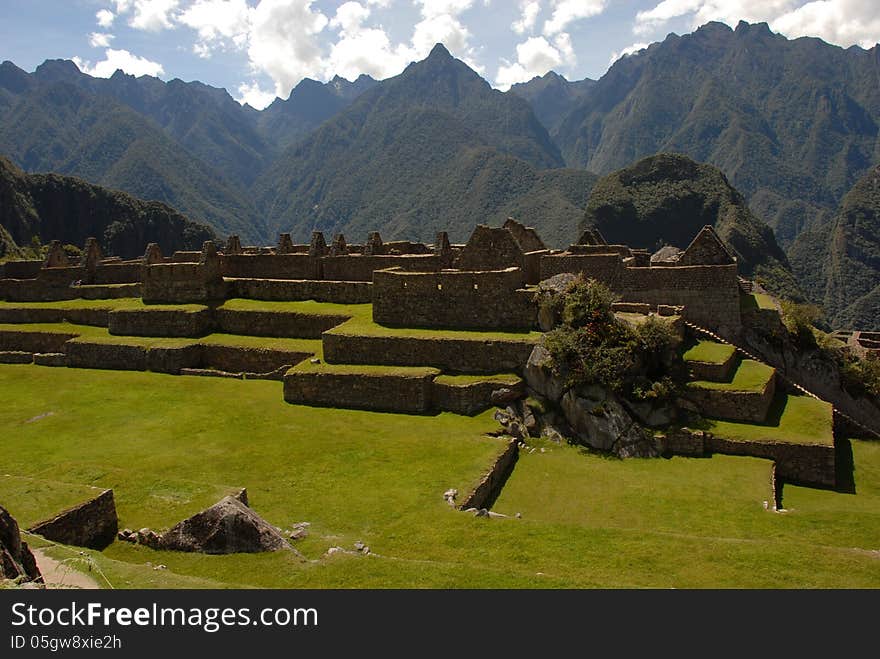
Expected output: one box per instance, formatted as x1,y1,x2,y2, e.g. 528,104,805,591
473,283,479,290
437,284,443,290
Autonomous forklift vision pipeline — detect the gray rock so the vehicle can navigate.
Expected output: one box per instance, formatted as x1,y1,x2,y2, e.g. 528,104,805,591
624,398,678,428
154,496,291,554
0,505,42,584
524,344,566,402
561,389,658,458
491,388,521,406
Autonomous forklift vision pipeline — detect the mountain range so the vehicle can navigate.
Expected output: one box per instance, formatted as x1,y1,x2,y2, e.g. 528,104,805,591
1,21,879,326
0,155,213,259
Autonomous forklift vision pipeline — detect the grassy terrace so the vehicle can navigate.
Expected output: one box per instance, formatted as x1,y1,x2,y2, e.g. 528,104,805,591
703,395,834,447
689,359,774,392
0,299,207,312
2,365,877,588
741,292,777,312
0,322,322,355
434,373,522,386
289,360,440,377
683,340,736,365
0,298,541,343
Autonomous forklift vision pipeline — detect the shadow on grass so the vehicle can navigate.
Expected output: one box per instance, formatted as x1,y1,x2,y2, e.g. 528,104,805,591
835,437,856,494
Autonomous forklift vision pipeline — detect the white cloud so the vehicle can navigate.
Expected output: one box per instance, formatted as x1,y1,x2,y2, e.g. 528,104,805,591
543,0,606,36
89,32,115,48
632,0,880,50
512,1,541,35
326,1,409,80
176,0,251,55
495,34,572,90
127,0,180,31
330,1,371,32
96,9,115,28
72,48,165,78
246,0,329,98
236,80,276,109
772,0,880,49
608,41,650,65
417,0,474,19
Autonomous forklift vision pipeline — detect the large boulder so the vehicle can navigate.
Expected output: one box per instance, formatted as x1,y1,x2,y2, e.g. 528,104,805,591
28,489,118,550
1,505,42,585
524,343,566,402
561,387,659,458
154,496,291,554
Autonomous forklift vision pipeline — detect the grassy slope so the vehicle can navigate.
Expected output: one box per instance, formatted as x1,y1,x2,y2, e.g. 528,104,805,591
2,365,878,587
683,341,736,364
0,298,541,343
704,395,834,447
689,359,774,391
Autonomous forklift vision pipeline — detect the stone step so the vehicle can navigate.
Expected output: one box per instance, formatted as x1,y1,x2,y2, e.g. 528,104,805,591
685,359,777,423
283,362,441,414
321,330,536,374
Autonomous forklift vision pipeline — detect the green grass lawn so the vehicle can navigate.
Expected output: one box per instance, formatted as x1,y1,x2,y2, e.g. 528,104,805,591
0,297,540,344
289,361,440,377
0,299,206,312
740,293,777,312
683,340,736,364
689,359,774,391
0,322,322,355
703,394,834,446
434,373,522,386
2,364,878,588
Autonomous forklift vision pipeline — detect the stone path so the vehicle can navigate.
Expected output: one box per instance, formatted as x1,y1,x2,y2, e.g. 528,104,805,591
32,549,102,589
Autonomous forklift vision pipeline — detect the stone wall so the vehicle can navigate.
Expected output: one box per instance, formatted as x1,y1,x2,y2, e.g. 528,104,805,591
323,332,536,374
683,374,776,423
2,261,41,279
28,489,118,549
214,309,348,338
372,267,535,331
0,306,108,327
687,352,738,381
620,264,741,332
283,369,438,413
458,438,519,510
108,308,213,338
706,436,836,487
65,339,309,375
458,226,524,271
201,344,309,374
142,263,226,303
66,340,149,371
540,253,624,284
220,254,321,281
539,255,740,331
76,284,141,300
0,329,77,353
657,428,707,456
91,263,142,285
145,345,204,374
227,278,372,304
322,255,439,282
433,378,524,416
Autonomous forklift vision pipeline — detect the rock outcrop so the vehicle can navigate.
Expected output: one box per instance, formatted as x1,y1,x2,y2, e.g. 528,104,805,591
28,489,118,550
1,505,42,585
134,496,292,555
519,341,662,458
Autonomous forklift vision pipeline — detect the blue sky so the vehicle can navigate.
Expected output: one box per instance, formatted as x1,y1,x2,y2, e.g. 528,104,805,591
1,1,878,109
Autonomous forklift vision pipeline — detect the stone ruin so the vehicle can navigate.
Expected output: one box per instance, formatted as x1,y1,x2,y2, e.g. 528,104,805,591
0,220,745,335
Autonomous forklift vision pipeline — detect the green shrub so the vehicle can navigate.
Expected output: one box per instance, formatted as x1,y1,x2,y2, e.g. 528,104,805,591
543,278,678,397
780,300,823,348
